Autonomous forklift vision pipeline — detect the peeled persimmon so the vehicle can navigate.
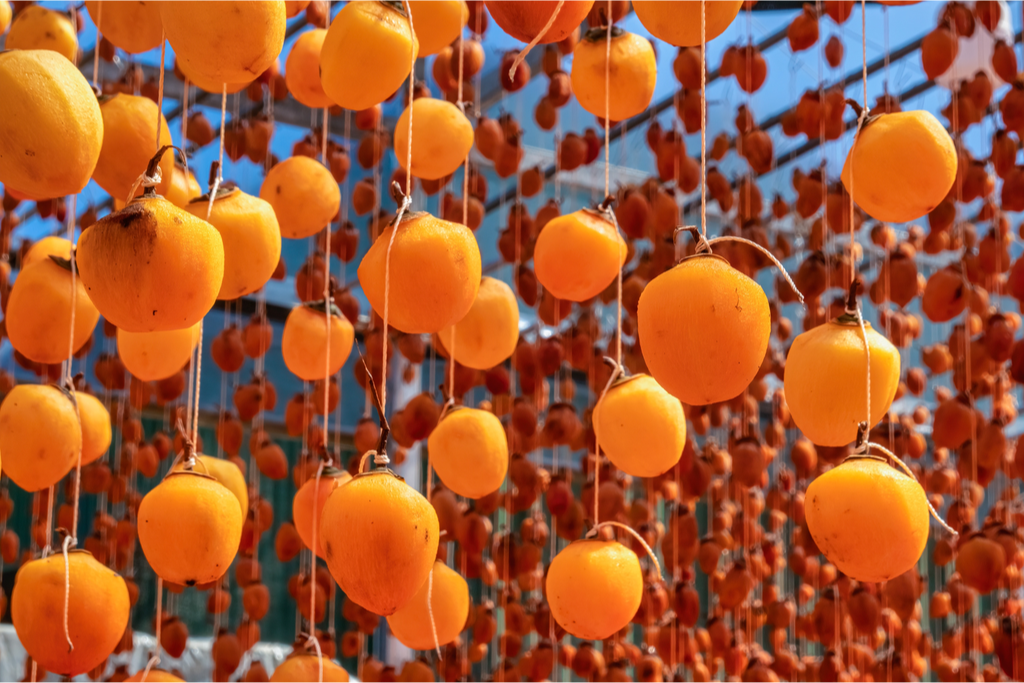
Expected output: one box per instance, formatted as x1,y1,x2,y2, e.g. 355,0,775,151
270,655,350,682
186,187,281,300
93,93,173,200
260,156,341,240
394,98,474,180
534,208,626,302
0,49,102,200
485,0,594,44
12,550,129,676
281,301,355,381
173,455,249,515
5,256,100,365
571,27,657,122
293,466,352,558
638,254,770,406
806,456,929,582
546,539,643,640
0,384,80,492
594,374,686,477
428,407,508,499
78,393,112,467
125,671,184,682
320,470,439,616
387,560,470,650
841,110,957,223
137,470,243,586
408,0,468,57
22,237,72,269
320,1,419,111
633,0,743,47
117,324,200,382
436,277,519,370
6,6,77,61
358,212,481,334
285,29,333,109
785,312,901,447
165,164,202,209
85,1,163,54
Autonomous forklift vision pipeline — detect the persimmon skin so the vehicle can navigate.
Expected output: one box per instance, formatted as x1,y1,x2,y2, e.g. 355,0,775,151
534,210,626,302
0,50,102,200
637,255,770,406
485,1,594,44
408,0,468,57
22,237,72,269
546,539,643,640
117,324,200,382
137,471,243,586
633,0,743,47
0,385,80,492
320,1,419,111
165,165,202,209
428,408,509,499
572,29,657,122
93,94,174,201
173,455,249,515
6,6,77,61
320,471,439,616
281,305,355,381
85,1,163,54
293,469,351,558
76,195,225,333
387,560,470,651
187,188,282,300
78,393,112,467
594,374,686,477
437,276,519,370
125,671,184,682
394,98,474,180
0,0,11,34
160,1,285,87
285,29,333,109
12,550,129,676
785,319,901,447
358,213,482,334
805,457,929,583
270,655,350,682
841,111,957,223
260,156,342,240
5,257,100,365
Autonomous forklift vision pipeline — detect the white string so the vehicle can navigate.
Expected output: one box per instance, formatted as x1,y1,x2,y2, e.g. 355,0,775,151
426,568,441,658
507,0,565,81
705,235,805,304
585,521,662,579
140,577,164,681
700,0,707,239
61,535,74,653
304,459,326,683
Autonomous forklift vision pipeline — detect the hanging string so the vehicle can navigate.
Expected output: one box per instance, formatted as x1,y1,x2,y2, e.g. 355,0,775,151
141,577,164,681
507,0,565,81
91,1,102,87
60,534,74,652
155,32,166,149
305,459,326,683
699,0,707,239
585,521,662,579
320,107,332,449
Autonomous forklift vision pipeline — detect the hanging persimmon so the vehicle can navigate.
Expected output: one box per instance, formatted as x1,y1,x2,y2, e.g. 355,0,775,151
137,469,244,586
12,550,129,676
270,654,350,682
787,4,819,52
117,323,200,382
93,94,174,201
394,98,474,181
172,454,249,515
0,49,102,200
293,466,352,558
0,384,80,492
6,6,77,61
437,277,519,370
320,469,439,616
841,108,957,223
85,0,163,54
125,670,183,682
320,1,419,111
408,0,468,57
484,0,594,44
593,374,686,477
284,28,333,109
534,207,626,303
546,539,643,640
387,560,470,650
638,253,770,406
281,300,354,381
428,407,508,499
260,156,341,240
633,0,742,47
165,164,202,209
571,27,657,122
921,21,959,80
78,392,112,467
358,211,481,334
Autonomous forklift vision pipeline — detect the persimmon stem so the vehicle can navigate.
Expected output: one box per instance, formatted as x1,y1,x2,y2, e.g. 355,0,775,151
359,355,390,465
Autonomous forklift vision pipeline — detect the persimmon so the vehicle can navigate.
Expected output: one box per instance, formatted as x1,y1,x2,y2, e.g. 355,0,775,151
77,392,112,467
160,1,285,87
0,384,80,492
785,310,901,447
534,208,626,302
23,236,72,269
922,267,967,322
956,532,1006,594
841,109,957,223
137,470,243,586
593,374,686,477
285,29,333,109
0,0,12,34
293,467,351,558
0,50,102,200
484,0,594,44
428,407,508,499
394,98,474,180
437,277,519,370
187,187,281,300
260,156,341,240
281,301,354,381
572,27,657,122
638,254,770,406
387,560,470,650
270,654,350,682
125,670,183,682
117,323,200,382
546,539,643,640
408,0,468,57
6,256,100,365
359,211,481,334
94,94,174,200
12,550,129,676
85,1,163,54
320,470,439,616
633,0,742,47
165,164,202,209
806,456,929,582
6,6,77,61
320,1,418,111
172,455,248,515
